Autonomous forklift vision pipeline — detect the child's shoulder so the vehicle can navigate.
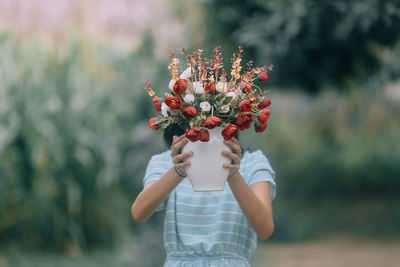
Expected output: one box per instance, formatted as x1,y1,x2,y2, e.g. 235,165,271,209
242,149,273,170
243,149,267,161
149,150,172,162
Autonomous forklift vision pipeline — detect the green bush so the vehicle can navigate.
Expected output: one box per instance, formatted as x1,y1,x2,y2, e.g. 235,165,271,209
242,88,400,240
0,33,168,251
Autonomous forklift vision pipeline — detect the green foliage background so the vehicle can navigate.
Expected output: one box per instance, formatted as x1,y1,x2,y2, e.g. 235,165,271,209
0,1,399,265
202,0,400,92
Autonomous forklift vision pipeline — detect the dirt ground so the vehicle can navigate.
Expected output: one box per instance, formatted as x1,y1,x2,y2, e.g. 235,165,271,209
252,236,400,267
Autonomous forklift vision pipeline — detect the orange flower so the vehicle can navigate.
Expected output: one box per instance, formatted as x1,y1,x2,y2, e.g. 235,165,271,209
202,116,221,129
148,117,160,130
152,97,162,112
165,97,183,109
199,128,210,142
254,120,267,133
185,127,201,142
259,71,268,82
236,114,253,130
181,106,197,119
173,79,188,95
258,109,271,124
239,100,252,112
221,124,238,141
258,98,271,109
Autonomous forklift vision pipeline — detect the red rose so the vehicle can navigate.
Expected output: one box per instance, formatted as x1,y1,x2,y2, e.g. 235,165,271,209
238,100,252,112
201,116,221,129
165,97,183,109
181,106,197,119
258,109,271,124
173,79,187,95
236,114,253,131
204,82,216,93
148,117,160,130
258,98,271,109
152,97,162,112
259,71,268,82
240,82,252,93
185,127,201,142
199,128,210,142
254,120,267,133
221,124,238,141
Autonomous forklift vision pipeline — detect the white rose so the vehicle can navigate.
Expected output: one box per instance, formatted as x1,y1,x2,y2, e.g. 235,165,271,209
168,79,176,90
193,82,204,94
220,104,230,113
200,101,211,112
183,93,195,103
216,82,228,92
180,67,193,79
161,103,170,117
227,92,237,99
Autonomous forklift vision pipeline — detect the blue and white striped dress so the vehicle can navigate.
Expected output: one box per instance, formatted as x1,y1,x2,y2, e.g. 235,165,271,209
143,149,276,267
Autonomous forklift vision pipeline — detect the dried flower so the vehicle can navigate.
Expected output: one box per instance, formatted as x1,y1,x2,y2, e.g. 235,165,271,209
145,47,273,142
220,104,230,113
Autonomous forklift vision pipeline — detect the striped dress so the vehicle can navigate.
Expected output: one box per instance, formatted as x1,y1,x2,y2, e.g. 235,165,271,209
143,149,276,267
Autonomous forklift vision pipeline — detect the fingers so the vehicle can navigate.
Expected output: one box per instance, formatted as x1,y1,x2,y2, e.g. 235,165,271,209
221,150,240,163
173,151,193,164
223,163,239,171
223,140,241,156
171,136,190,156
174,137,190,153
171,134,186,148
175,161,191,168
231,137,240,145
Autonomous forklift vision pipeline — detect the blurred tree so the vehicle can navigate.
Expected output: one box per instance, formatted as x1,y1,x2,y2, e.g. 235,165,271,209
202,0,400,92
0,33,167,251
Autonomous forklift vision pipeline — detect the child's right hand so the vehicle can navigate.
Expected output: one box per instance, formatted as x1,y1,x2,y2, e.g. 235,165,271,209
171,135,193,178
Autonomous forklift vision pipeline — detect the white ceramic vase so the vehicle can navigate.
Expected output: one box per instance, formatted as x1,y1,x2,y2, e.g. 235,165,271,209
181,127,231,191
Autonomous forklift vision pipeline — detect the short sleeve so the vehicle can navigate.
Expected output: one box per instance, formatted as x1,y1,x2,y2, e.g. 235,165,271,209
143,151,172,211
247,150,277,201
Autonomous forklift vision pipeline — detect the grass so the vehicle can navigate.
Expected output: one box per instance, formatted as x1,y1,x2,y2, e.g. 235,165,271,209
1,235,399,267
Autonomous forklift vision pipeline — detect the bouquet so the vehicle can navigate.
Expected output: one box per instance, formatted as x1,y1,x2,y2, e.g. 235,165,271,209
145,46,273,142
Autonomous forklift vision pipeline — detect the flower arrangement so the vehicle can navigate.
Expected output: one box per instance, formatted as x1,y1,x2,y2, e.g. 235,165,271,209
145,46,273,142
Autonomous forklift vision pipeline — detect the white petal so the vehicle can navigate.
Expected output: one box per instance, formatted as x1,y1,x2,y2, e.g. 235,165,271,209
161,103,170,117
227,92,237,99
200,101,211,112
168,80,176,90
180,67,193,79
193,82,204,94
183,93,195,103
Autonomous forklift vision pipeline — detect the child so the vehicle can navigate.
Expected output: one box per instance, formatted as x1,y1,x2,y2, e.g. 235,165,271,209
131,125,276,267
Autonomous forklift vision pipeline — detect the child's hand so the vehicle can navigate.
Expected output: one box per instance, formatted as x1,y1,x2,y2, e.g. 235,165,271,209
171,135,193,178
221,137,242,178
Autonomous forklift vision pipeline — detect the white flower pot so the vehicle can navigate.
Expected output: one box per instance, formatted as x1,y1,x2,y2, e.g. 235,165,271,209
182,127,231,191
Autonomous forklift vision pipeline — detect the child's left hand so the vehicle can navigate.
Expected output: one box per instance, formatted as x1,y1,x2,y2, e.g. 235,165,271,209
221,137,242,178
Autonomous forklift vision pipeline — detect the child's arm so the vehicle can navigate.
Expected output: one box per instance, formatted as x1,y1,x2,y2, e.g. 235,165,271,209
228,174,274,240
222,138,275,240
131,135,192,222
